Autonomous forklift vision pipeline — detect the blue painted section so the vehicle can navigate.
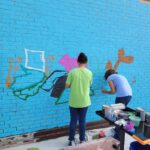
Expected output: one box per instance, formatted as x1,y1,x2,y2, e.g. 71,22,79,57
0,0,150,137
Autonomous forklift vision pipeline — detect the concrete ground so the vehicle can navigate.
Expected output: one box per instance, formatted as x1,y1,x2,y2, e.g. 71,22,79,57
4,128,134,150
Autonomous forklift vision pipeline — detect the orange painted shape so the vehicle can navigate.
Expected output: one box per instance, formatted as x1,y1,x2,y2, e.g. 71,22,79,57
5,63,13,88
105,48,134,71
120,56,134,64
118,49,125,59
114,60,120,71
132,135,150,145
6,77,11,88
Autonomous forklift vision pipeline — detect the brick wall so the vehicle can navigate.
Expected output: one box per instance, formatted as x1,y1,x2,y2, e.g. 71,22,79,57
0,0,150,138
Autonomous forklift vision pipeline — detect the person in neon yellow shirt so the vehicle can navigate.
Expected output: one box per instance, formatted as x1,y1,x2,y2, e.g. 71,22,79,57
66,52,92,146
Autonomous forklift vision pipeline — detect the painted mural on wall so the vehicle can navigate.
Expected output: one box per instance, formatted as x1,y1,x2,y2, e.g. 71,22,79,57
5,49,77,104
5,48,134,103
97,48,134,91
42,54,79,104
105,48,134,71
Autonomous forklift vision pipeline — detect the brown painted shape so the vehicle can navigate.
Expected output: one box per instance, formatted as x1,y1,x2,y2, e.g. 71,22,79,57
45,55,55,77
114,49,134,71
118,48,125,59
105,60,112,70
105,48,134,71
6,63,13,88
5,56,22,88
114,60,121,71
120,56,134,64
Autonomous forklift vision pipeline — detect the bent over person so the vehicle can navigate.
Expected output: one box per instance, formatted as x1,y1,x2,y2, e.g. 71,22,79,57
65,52,92,146
102,69,132,140
102,69,132,106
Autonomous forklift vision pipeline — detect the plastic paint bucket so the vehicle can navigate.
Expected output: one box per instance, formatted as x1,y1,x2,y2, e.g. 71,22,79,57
129,116,141,127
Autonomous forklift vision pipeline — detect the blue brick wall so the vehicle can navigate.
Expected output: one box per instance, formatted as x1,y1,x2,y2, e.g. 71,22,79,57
0,0,150,137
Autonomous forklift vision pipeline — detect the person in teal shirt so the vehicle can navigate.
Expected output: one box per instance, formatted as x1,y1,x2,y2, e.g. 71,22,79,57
66,52,92,146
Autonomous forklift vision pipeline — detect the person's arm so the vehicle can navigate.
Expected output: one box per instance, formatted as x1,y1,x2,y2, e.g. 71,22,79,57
101,80,116,94
65,72,72,88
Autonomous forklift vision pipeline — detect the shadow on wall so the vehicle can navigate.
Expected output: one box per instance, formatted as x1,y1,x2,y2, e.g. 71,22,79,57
5,48,134,104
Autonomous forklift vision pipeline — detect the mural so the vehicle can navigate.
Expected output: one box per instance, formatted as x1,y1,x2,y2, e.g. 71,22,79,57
5,49,78,104
105,48,134,71
59,54,78,71
45,55,55,77
6,57,22,88
5,48,133,103
25,49,46,72
99,49,134,90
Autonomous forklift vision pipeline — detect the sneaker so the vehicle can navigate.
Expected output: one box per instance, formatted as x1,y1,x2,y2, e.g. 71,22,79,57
80,140,86,144
68,140,76,146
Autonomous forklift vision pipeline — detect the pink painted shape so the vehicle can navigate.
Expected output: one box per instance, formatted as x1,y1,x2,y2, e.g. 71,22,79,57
59,54,78,72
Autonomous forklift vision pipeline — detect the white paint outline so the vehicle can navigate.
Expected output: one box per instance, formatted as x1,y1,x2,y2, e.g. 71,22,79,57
25,48,45,72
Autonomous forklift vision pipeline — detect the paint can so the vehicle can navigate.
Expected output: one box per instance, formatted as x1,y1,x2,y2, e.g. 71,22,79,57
102,105,110,115
136,108,145,121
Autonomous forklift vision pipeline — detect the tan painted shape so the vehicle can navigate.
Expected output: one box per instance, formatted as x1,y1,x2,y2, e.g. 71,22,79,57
105,48,134,71
6,56,22,88
105,60,112,70
45,57,49,76
118,48,125,60
140,0,150,4
45,55,55,76
120,56,134,64
6,63,13,88
114,60,121,71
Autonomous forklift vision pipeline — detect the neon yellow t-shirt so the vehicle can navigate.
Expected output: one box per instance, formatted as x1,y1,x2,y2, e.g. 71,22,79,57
66,67,92,108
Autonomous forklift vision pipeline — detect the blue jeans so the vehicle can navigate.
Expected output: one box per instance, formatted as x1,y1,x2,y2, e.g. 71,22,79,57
69,107,88,141
115,96,132,106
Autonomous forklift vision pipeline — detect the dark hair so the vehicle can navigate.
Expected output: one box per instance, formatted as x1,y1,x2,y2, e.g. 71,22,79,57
104,69,117,80
77,52,88,64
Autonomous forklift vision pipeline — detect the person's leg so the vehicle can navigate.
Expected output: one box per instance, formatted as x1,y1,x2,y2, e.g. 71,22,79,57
114,96,132,141
78,107,88,142
115,96,132,106
69,107,78,142
124,96,132,106
115,97,122,104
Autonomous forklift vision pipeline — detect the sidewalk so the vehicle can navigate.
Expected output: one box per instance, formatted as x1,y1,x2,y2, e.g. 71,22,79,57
3,128,134,150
